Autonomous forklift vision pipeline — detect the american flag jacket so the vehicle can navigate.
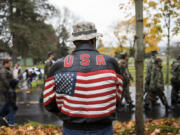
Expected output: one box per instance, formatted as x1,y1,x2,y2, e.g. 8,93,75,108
43,43,123,130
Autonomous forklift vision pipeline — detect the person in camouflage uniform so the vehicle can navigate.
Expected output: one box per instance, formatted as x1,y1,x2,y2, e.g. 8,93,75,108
118,52,134,109
144,50,159,105
39,52,55,103
44,52,55,80
144,58,171,111
171,55,180,105
145,51,157,93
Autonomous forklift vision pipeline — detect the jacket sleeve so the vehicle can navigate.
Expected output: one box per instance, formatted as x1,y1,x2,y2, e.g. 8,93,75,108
43,65,59,114
111,57,123,102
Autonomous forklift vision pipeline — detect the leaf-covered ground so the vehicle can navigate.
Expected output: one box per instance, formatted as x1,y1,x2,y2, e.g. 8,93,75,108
113,118,180,135
0,118,180,135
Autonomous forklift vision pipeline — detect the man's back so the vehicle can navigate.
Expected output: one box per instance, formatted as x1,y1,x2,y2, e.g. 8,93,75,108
43,43,122,131
43,21,123,134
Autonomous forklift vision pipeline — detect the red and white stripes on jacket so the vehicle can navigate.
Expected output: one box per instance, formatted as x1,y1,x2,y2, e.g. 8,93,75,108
43,69,123,118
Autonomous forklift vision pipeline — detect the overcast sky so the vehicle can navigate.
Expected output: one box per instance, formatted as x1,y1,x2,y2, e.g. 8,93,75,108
48,0,128,47
48,0,179,48
49,0,124,31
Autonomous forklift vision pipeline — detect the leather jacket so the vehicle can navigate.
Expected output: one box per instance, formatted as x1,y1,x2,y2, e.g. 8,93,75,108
43,43,122,130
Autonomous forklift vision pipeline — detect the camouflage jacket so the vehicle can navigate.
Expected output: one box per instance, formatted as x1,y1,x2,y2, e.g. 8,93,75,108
145,56,156,82
0,66,13,93
150,64,164,90
44,59,54,80
118,59,133,86
171,60,180,83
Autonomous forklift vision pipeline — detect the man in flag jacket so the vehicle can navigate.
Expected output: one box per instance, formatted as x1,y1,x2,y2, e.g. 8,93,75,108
43,22,123,135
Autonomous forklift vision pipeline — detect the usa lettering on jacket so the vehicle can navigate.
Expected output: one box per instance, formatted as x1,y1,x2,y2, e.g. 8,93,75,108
64,54,106,67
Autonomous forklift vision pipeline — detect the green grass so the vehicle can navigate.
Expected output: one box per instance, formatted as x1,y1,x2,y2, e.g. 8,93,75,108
31,80,44,87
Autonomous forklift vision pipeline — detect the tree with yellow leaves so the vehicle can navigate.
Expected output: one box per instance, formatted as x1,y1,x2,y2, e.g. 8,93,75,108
115,0,163,54
97,39,115,56
117,0,180,83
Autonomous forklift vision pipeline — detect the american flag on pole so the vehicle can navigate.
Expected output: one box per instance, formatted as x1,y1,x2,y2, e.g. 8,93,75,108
43,69,123,118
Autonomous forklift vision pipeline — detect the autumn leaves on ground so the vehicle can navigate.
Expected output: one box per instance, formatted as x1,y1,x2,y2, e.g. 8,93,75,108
0,118,179,135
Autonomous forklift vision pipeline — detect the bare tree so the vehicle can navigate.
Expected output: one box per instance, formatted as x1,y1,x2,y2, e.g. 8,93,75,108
135,0,145,135
169,42,180,58
159,0,180,83
53,7,80,58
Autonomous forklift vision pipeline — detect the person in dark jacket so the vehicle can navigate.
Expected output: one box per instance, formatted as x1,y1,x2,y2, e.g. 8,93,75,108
43,22,123,135
0,59,18,126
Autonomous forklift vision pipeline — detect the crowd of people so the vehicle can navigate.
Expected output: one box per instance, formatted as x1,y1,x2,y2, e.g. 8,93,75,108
0,22,180,135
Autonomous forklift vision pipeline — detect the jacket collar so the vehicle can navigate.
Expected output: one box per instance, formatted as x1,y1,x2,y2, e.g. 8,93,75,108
73,43,98,52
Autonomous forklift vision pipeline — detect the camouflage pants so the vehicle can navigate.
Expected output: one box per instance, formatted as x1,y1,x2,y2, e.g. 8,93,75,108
144,82,158,103
144,88,168,106
121,86,133,105
171,85,180,104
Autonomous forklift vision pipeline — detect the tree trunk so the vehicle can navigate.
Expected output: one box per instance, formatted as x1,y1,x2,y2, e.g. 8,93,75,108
166,16,171,84
23,57,27,66
12,33,18,65
135,0,145,135
9,0,18,65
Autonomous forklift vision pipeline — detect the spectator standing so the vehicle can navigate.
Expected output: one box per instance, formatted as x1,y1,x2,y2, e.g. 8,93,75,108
43,22,123,135
37,68,42,86
0,59,18,126
25,70,33,88
13,63,22,81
